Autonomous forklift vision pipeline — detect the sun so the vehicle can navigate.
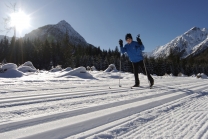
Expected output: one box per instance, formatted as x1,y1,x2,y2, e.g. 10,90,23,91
10,10,30,32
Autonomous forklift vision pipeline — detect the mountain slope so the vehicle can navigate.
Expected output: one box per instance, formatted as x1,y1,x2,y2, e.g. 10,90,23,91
150,27,208,58
24,20,88,46
189,37,208,57
188,44,208,61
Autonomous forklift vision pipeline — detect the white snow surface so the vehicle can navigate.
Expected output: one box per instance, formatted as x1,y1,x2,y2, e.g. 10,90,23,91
2,63,17,70
0,69,208,139
21,61,36,70
50,66,62,72
17,61,37,73
0,63,25,78
62,67,72,72
197,73,208,79
17,66,37,73
150,27,208,58
91,66,97,71
104,64,118,72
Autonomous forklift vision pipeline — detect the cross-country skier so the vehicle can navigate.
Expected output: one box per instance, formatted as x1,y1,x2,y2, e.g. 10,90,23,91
119,33,154,88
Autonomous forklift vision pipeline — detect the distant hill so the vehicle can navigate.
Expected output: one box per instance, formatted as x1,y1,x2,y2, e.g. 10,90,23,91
24,20,88,46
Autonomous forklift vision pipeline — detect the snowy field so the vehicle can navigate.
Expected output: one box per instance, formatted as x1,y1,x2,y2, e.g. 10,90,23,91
0,66,208,139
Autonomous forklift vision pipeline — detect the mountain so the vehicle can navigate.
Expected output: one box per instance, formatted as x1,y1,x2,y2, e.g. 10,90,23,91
24,20,88,46
188,37,208,57
150,27,208,58
191,46,208,61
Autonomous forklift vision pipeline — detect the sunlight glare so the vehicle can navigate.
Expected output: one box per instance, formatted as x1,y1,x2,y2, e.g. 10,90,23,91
10,10,30,32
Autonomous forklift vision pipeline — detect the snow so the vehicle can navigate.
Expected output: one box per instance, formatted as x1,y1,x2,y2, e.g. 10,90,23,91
0,68,207,139
201,73,208,79
62,67,72,72
0,63,24,78
197,73,208,79
17,66,37,73
2,63,17,70
17,61,37,73
21,61,36,70
58,66,94,79
91,66,97,71
50,65,62,72
0,69,24,78
104,64,118,72
178,72,187,77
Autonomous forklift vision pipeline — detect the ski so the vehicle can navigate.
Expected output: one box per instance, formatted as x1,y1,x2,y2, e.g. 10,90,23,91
109,86,154,89
131,86,153,89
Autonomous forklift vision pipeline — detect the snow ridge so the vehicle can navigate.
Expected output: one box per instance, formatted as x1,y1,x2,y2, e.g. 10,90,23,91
150,27,208,58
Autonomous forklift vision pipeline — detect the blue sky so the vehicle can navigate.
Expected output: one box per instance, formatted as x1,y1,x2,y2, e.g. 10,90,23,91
0,0,208,52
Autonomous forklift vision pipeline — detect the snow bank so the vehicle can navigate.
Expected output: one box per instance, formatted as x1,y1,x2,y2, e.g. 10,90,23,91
201,73,207,79
62,67,72,72
197,73,207,79
21,61,36,69
178,72,187,77
170,73,174,76
86,66,91,71
50,65,62,72
91,66,97,71
18,61,37,73
104,64,118,72
18,66,36,73
59,67,94,79
0,63,24,78
86,66,97,71
164,73,169,76
191,74,196,77
2,63,17,71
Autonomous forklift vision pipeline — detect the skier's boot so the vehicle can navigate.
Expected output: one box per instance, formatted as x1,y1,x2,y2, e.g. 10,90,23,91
132,81,140,87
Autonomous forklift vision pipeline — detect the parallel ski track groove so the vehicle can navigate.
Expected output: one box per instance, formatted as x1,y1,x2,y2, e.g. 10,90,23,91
116,94,208,139
0,78,197,95
2,83,206,133
0,79,206,103
0,77,207,139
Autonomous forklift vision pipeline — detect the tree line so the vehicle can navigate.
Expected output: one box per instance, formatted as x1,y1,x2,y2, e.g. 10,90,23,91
0,34,208,76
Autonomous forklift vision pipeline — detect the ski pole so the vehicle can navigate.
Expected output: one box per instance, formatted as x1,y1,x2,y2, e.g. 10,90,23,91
143,59,150,86
119,54,122,87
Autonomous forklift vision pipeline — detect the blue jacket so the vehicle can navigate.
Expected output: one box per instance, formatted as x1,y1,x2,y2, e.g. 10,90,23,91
120,41,144,63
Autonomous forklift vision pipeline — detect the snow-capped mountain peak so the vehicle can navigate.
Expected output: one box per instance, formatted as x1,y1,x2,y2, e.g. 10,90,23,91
58,20,68,24
150,27,208,58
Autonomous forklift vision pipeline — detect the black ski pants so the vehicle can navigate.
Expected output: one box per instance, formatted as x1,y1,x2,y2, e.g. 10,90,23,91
132,60,153,84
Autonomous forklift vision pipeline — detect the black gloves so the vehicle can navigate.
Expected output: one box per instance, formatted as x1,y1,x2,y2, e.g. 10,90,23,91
136,34,143,45
119,39,123,47
119,35,142,46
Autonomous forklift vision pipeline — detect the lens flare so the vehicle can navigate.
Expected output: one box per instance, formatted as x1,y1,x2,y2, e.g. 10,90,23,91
10,10,30,32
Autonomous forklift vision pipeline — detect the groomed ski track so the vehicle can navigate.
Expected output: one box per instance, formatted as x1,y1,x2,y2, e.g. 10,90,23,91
0,74,207,139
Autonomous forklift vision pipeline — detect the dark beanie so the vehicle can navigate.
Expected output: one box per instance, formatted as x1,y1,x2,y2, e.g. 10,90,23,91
125,33,132,40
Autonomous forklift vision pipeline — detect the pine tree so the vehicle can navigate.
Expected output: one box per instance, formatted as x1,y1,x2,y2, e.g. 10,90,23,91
103,57,109,70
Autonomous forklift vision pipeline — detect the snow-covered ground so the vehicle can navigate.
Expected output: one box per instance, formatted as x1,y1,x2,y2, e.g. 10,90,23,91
0,70,207,139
